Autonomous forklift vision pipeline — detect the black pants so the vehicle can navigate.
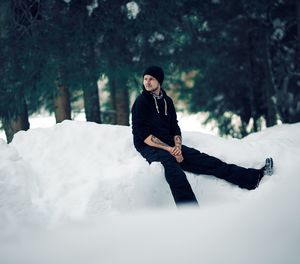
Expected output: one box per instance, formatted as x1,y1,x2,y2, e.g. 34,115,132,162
140,145,261,206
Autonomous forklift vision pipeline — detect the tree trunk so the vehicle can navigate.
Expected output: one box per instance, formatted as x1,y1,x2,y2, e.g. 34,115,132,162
108,75,130,126
2,89,30,143
0,1,9,39
246,30,258,133
54,84,71,123
115,81,130,126
262,33,277,127
83,82,101,123
82,38,101,123
109,76,117,124
54,68,71,123
297,1,300,65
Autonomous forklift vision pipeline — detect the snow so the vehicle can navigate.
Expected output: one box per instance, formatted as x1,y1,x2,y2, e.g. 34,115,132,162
126,1,140,19
0,120,300,263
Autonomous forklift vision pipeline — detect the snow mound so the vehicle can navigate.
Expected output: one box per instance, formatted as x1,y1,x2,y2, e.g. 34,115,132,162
0,139,41,228
1,121,299,225
0,121,300,263
9,121,174,224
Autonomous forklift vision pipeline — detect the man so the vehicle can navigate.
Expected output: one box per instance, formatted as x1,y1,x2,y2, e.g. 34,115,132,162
131,65,273,206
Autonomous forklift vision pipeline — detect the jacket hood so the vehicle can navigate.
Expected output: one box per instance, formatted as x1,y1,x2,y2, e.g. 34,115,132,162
142,86,168,116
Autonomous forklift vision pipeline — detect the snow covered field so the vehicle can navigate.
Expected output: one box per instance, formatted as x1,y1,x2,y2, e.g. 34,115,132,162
0,120,300,264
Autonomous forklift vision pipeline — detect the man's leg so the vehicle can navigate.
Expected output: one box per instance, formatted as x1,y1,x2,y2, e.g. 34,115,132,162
140,146,198,206
180,145,260,190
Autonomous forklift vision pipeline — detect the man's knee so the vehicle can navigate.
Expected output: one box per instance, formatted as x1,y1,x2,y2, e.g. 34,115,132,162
163,162,187,184
151,150,187,185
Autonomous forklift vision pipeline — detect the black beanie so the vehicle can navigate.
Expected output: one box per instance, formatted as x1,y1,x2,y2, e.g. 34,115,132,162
143,66,164,85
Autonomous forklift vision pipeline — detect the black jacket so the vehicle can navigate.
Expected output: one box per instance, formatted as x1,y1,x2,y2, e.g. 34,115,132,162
131,88,181,152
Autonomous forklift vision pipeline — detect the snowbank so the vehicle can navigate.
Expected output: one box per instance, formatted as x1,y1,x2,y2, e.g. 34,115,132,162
0,121,300,263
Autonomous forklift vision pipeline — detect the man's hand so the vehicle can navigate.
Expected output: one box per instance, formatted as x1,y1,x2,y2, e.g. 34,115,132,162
144,135,184,163
174,154,184,163
169,146,182,156
168,146,184,163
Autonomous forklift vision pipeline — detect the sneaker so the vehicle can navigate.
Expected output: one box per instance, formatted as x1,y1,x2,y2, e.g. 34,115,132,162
255,158,273,188
263,157,273,176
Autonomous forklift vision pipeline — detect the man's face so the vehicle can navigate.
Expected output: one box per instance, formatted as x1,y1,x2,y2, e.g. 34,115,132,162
143,74,160,93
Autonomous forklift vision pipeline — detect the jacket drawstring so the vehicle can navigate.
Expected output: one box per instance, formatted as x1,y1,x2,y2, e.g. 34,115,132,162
164,98,167,116
154,96,159,114
152,96,167,116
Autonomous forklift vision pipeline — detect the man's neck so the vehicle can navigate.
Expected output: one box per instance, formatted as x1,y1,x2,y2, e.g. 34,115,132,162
152,87,161,96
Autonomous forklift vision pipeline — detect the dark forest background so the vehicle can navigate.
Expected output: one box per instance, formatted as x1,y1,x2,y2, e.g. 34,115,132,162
1,0,299,142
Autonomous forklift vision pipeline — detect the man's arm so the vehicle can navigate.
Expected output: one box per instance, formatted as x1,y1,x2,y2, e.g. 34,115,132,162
174,135,182,149
144,135,184,163
170,135,182,157
144,135,173,152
